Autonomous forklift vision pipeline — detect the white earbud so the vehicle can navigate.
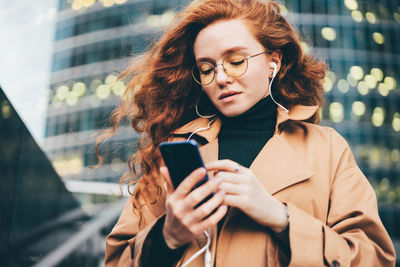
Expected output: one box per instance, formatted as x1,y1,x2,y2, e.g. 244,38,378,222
270,62,277,78
268,61,289,113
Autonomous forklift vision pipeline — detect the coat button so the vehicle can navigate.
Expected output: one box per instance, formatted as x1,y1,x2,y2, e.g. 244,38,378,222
332,260,340,267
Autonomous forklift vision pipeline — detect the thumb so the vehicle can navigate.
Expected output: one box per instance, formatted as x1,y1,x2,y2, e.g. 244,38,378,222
160,167,174,195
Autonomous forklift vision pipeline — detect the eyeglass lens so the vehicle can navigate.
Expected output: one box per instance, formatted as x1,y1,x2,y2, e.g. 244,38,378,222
194,53,248,85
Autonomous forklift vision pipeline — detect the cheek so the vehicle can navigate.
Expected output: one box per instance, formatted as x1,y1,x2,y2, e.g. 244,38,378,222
247,61,268,80
243,67,269,93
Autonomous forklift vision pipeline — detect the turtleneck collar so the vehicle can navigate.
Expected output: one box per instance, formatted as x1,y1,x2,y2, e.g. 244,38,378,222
219,95,277,132
217,95,277,168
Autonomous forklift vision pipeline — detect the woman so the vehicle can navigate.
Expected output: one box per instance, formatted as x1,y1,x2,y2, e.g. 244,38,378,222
103,0,396,266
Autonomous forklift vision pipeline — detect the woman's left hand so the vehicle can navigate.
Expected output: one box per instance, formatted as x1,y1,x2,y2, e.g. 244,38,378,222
206,159,288,233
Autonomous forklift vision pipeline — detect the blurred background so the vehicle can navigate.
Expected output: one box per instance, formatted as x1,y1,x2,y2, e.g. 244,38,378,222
0,0,399,266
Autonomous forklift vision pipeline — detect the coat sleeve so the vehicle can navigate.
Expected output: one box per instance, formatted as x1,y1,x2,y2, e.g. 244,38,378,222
287,129,396,267
104,193,165,267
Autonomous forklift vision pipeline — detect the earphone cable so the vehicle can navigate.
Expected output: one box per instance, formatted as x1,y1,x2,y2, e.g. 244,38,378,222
269,64,289,113
181,230,211,267
196,104,217,119
186,116,217,141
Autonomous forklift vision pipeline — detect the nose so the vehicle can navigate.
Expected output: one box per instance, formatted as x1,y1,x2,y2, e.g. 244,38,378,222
214,64,232,86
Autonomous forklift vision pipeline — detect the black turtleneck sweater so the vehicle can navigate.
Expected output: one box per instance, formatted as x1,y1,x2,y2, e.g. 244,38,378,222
218,96,277,168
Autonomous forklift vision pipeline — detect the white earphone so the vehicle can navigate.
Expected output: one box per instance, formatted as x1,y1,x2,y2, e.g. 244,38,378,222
268,61,289,113
270,62,278,78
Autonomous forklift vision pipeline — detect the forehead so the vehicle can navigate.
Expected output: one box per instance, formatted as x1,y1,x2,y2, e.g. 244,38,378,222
193,19,264,59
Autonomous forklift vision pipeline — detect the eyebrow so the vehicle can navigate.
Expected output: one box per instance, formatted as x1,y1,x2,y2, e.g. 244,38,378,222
195,46,248,63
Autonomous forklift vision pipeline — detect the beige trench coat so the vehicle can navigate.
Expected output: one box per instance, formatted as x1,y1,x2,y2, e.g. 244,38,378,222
105,105,396,267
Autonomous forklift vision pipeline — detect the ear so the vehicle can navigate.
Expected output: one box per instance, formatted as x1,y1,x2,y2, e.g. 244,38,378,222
268,50,282,78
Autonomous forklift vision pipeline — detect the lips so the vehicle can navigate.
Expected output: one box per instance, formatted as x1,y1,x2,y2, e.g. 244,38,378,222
219,91,241,100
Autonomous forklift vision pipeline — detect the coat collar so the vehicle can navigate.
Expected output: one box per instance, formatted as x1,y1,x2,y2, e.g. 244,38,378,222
276,105,319,126
174,104,318,195
173,105,319,142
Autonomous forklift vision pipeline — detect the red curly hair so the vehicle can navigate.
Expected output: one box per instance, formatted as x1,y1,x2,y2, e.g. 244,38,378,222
96,0,326,215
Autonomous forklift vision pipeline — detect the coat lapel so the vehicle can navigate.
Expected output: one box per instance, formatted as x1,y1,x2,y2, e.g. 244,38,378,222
182,121,314,195
250,134,314,195
198,139,219,164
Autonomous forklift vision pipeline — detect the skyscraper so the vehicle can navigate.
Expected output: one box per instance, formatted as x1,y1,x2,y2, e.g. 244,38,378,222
44,0,191,188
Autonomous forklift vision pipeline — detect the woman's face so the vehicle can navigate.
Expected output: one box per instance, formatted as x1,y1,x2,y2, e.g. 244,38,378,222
193,19,276,117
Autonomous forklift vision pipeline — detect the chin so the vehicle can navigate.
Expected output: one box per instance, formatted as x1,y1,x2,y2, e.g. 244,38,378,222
219,106,248,118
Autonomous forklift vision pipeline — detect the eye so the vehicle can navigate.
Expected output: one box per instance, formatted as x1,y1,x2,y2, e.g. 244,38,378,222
226,54,246,66
230,59,245,66
198,63,214,75
200,69,213,76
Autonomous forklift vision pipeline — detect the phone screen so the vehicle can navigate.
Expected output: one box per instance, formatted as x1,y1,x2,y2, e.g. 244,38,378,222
160,140,209,189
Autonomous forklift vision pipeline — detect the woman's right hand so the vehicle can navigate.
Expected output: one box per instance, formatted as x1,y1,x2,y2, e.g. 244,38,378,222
159,166,228,249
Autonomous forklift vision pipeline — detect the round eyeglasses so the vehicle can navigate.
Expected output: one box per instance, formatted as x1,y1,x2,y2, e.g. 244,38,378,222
191,51,269,86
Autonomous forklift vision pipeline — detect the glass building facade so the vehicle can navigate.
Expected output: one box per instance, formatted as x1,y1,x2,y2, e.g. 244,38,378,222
44,0,399,261
279,0,400,251
0,87,90,266
44,0,191,186
282,0,400,240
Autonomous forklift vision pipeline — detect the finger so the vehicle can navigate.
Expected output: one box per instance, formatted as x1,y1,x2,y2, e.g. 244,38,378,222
175,167,207,198
223,194,246,209
206,159,243,173
214,171,245,184
160,167,174,195
186,177,222,208
190,190,225,222
219,182,242,195
193,204,228,233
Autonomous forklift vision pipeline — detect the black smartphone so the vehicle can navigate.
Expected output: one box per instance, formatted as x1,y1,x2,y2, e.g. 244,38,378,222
159,140,209,189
